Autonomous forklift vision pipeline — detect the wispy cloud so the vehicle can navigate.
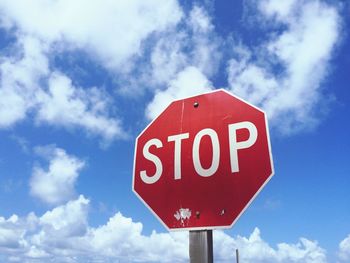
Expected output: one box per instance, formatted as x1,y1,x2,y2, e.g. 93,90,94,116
144,0,341,135
0,36,125,142
9,135,30,154
228,0,341,134
0,0,182,143
0,0,342,139
0,0,183,70
146,66,213,119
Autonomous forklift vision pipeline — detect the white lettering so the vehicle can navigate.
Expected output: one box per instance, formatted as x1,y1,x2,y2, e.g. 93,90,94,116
140,139,163,184
192,128,220,177
228,121,257,173
168,133,190,180
139,121,258,183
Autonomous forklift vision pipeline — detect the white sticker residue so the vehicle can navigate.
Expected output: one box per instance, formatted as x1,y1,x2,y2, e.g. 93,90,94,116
174,208,191,226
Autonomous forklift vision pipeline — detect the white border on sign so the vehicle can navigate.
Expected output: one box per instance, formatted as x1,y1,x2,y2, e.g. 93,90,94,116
132,88,275,231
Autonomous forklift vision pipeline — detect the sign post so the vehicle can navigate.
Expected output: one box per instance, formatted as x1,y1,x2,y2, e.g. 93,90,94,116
189,230,213,263
133,89,274,259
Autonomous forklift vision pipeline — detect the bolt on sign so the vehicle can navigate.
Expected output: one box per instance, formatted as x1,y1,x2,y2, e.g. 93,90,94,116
133,89,274,230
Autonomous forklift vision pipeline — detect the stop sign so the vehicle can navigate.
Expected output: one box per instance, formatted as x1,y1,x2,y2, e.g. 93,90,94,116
133,89,274,230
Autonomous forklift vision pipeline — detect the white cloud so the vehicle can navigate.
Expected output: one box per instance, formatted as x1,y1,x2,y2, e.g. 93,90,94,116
36,195,89,246
0,1,344,262
148,32,189,88
228,0,341,134
141,5,221,112
40,195,89,233
0,1,223,140
36,72,125,142
0,215,24,249
88,213,188,262
215,228,327,263
187,5,221,77
0,202,331,263
0,196,188,263
145,0,340,127
0,0,342,138
0,35,125,141
0,0,183,142
338,234,350,262
0,36,48,128
0,196,90,262
0,0,183,70
30,146,85,205
259,0,297,20
0,213,38,255
146,66,213,119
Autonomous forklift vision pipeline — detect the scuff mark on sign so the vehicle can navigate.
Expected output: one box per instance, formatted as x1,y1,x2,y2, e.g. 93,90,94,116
174,208,191,226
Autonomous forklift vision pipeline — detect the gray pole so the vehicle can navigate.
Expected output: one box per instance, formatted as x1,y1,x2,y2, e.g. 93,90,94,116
236,248,239,263
189,230,213,263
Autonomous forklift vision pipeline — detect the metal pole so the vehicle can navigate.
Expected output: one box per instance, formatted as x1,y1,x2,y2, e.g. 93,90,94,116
236,248,239,263
189,230,213,263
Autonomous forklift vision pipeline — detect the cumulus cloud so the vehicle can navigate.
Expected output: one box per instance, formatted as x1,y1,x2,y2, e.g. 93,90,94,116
338,234,350,262
215,228,327,263
228,0,341,134
0,196,188,263
30,146,85,205
0,196,89,262
0,215,24,249
0,200,331,263
88,213,188,262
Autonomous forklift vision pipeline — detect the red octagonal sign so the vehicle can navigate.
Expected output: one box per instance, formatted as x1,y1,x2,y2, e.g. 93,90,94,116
133,89,274,230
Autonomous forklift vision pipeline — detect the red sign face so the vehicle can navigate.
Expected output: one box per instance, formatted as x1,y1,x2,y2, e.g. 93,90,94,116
133,89,274,230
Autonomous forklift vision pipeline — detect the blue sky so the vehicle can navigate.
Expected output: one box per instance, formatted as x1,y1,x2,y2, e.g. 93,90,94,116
0,0,349,262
